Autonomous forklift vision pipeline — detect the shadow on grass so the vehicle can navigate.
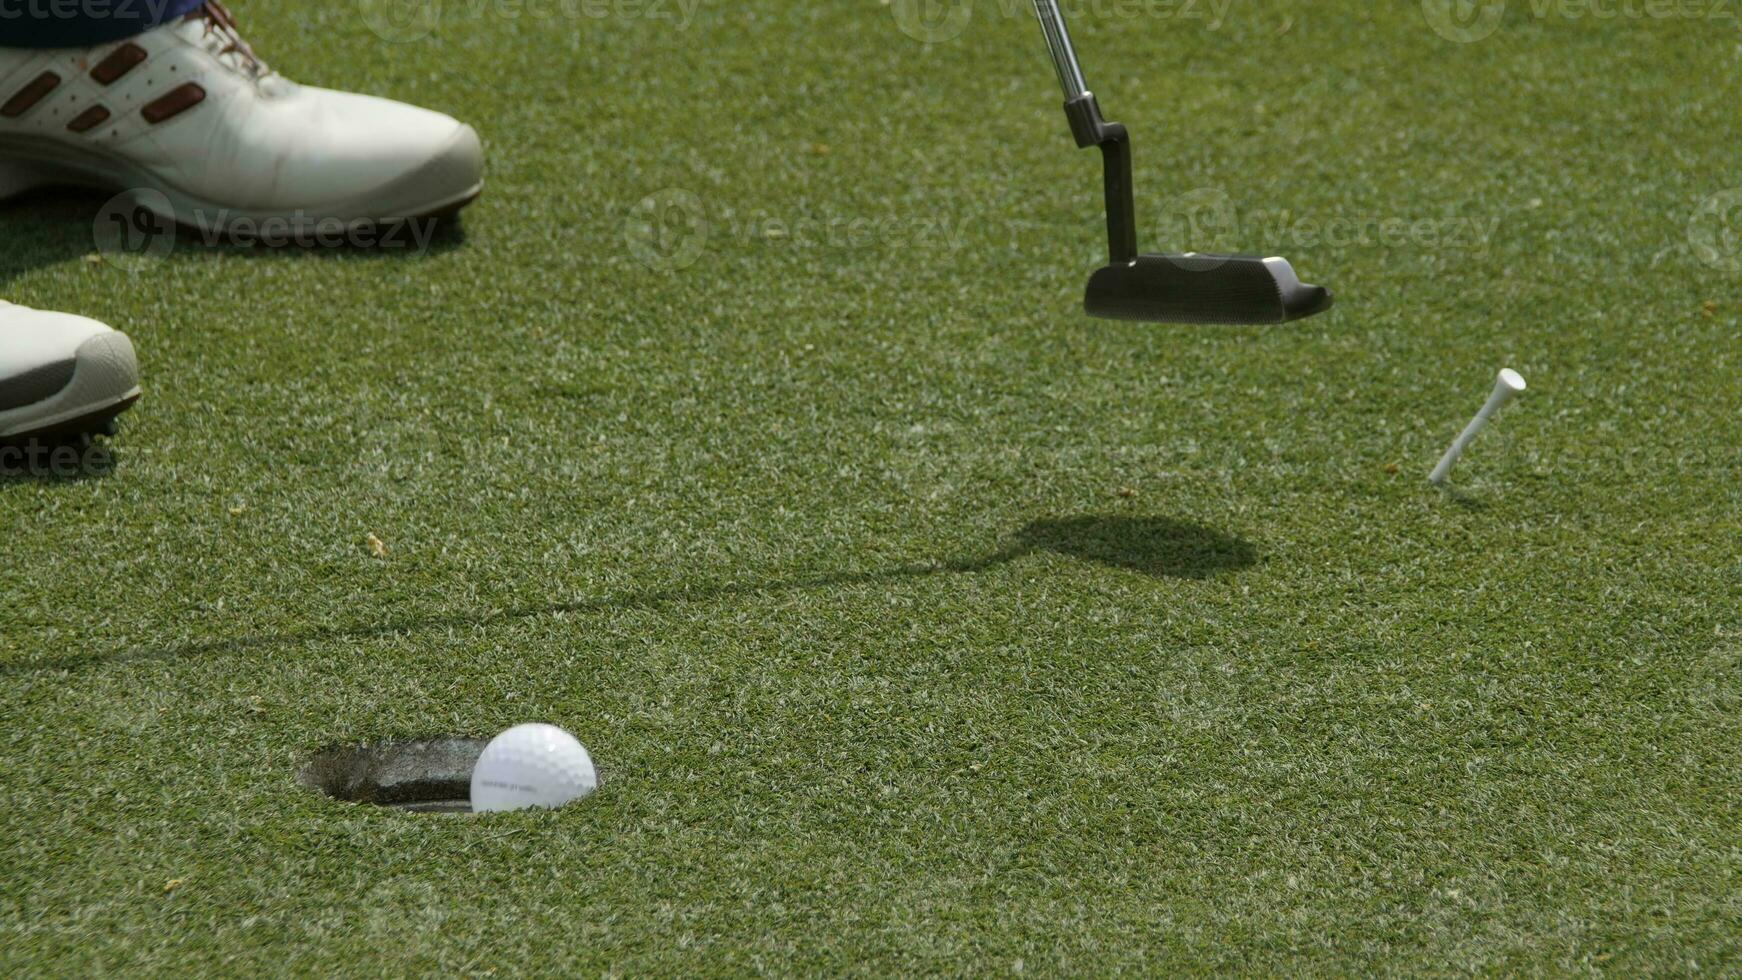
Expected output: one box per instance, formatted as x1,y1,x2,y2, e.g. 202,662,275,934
4,515,1256,674
1438,486,1490,511
0,187,468,287
1014,516,1255,578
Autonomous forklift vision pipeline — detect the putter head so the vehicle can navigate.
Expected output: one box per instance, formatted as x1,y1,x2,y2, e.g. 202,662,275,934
1084,253,1333,325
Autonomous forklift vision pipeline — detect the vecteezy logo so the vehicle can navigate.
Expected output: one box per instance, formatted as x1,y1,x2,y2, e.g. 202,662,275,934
1155,187,1240,270
890,0,973,44
625,188,708,271
1689,188,1742,273
92,189,176,272
0,439,116,480
359,0,441,43
1421,0,1506,42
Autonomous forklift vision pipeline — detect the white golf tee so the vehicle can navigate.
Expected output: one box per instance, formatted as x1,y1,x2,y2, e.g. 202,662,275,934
1429,368,1526,485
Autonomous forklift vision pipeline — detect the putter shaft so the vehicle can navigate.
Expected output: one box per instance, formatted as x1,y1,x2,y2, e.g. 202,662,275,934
1032,0,1089,99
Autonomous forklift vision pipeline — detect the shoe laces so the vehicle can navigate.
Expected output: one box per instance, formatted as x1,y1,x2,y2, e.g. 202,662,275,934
185,1,271,82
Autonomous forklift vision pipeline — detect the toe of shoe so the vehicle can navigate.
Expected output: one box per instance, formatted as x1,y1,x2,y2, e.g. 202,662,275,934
0,330,139,440
73,330,141,402
361,122,485,219
284,89,486,219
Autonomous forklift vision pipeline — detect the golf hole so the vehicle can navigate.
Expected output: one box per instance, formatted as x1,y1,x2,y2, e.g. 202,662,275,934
298,737,488,814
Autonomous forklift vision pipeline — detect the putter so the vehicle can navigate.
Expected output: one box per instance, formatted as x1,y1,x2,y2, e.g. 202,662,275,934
1030,0,1333,324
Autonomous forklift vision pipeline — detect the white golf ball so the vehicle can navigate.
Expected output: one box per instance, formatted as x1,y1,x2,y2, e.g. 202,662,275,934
470,723,597,813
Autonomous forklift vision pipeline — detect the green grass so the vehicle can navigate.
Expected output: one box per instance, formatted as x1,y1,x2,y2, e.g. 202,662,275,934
3,0,1739,972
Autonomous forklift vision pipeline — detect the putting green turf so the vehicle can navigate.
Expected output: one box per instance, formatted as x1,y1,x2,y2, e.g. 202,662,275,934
3,0,1739,972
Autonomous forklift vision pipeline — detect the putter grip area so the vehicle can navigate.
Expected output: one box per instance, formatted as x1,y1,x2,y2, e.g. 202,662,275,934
1084,254,1333,325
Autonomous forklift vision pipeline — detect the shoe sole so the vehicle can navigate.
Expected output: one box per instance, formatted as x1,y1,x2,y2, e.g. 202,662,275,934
0,124,483,233
0,331,142,441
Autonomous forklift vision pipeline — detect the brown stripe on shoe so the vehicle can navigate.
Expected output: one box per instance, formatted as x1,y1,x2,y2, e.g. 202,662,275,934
90,43,148,85
141,82,205,124
67,105,111,134
1,72,60,118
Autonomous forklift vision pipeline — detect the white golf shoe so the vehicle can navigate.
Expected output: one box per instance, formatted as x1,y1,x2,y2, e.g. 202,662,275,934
0,301,140,441
0,2,483,234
